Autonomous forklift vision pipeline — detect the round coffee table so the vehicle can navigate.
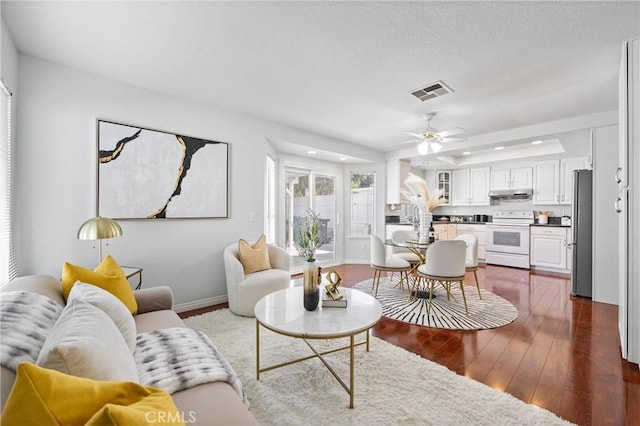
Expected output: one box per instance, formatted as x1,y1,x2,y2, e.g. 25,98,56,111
254,287,382,408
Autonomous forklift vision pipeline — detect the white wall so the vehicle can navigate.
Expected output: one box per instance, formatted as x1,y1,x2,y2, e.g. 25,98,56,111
592,125,619,305
1,17,18,91
14,55,377,309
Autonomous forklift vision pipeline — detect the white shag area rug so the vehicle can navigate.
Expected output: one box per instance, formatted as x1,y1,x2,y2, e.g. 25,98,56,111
184,309,572,426
354,277,518,330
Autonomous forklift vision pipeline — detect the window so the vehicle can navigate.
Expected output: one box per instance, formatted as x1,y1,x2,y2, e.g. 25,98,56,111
350,172,375,237
284,167,336,268
264,154,276,244
0,81,16,286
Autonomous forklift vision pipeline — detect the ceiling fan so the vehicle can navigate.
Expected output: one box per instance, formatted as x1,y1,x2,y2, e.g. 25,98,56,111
403,113,466,155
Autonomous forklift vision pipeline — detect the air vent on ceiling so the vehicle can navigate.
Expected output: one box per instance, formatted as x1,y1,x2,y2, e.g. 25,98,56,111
410,80,453,101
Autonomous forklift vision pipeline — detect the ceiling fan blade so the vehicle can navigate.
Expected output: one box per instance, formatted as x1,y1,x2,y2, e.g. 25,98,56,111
405,131,423,138
441,137,466,143
438,128,465,138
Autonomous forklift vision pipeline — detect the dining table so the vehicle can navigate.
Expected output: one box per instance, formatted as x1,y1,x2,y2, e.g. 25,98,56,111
383,238,436,299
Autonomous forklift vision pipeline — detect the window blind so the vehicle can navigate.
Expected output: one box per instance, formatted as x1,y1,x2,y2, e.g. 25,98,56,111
0,80,16,286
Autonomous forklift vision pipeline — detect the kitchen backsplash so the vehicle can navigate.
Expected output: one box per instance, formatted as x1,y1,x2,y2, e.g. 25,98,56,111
386,201,571,220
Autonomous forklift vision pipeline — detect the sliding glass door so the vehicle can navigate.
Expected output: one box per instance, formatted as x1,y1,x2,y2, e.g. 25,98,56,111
284,167,336,268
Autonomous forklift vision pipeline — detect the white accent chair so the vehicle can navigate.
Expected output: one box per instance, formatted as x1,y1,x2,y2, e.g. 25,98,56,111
223,243,291,317
370,234,412,297
415,240,468,314
455,233,482,299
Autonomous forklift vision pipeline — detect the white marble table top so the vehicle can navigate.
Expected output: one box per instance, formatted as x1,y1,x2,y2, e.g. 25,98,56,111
254,287,382,339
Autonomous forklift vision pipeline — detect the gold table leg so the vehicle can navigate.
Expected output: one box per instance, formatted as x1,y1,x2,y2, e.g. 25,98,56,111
256,320,260,380
349,335,355,409
255,326,371,408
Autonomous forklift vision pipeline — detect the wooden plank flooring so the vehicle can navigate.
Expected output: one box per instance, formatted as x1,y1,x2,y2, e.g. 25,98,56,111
181,263,640,425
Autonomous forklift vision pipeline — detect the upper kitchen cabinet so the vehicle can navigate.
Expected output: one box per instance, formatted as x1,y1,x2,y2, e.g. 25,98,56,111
490,166,532,190
533,157,588,205
386,159,412,204
436,170,451,205
452,167,490,206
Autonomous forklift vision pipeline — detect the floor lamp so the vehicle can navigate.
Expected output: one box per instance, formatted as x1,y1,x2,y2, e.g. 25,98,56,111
77,216,123,265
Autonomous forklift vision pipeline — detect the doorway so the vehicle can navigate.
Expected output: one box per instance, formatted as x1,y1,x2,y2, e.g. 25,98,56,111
284,167,336,269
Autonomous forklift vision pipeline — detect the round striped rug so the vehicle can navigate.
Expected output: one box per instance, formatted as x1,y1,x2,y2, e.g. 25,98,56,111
353,277,518,330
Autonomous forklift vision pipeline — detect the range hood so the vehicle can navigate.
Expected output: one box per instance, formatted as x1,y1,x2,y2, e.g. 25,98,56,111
488,188,533,200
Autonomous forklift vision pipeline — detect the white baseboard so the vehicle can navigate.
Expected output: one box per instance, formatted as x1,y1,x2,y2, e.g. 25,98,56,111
173,295,227,313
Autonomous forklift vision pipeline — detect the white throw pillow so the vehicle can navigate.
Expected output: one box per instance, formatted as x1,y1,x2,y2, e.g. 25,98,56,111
68,282,136,352
36,298,139,382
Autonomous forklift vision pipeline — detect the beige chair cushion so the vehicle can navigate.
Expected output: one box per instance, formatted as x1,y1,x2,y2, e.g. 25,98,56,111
238,235,272,274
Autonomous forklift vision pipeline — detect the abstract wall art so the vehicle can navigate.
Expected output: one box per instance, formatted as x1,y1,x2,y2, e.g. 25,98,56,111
97,120,228,219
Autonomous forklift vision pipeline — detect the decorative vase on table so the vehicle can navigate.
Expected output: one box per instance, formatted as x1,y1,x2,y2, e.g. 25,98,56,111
303,261,320,311
418,211,433,243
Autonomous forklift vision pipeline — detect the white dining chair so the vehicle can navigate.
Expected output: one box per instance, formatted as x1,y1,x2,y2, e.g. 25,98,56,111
390,229,422,264
370,234,412,297
415,240,468,314
455,233,482,299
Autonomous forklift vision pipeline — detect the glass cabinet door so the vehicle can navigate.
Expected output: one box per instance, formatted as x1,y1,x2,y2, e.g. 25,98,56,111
436,170,451,205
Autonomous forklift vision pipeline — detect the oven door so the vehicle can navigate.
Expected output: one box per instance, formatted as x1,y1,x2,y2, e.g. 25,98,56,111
485,225,530,255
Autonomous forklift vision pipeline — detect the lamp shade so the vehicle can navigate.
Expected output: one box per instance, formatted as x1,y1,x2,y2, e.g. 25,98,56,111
77,216,123,240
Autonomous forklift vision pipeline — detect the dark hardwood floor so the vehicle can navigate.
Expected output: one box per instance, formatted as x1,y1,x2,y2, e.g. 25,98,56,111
180,264,640,425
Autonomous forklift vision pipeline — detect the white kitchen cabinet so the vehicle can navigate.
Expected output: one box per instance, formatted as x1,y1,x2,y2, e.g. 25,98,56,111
560,157,589,205
533,157,588,205
436,170,451,205
533,160,560,204
530,226,569,270
490,167,532,190
452,167,490,206
454,224,486,260
386,159,412,204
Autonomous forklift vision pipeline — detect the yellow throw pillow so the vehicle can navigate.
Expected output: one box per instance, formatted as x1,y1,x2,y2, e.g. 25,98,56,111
61,255,138,314
86,392,185,426
0,363,184,426
238,234,271,274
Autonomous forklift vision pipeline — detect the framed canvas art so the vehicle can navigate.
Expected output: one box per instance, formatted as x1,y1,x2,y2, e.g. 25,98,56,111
97,120,228,219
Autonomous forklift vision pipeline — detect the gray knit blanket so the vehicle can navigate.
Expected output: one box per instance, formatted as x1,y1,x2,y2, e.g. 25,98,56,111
135,327,246,405
0,291,62,371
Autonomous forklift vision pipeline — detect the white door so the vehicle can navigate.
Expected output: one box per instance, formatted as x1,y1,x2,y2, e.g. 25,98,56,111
284,168,337,269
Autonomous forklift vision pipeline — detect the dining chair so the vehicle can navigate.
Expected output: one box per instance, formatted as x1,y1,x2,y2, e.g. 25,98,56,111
370,234,412,297
455,233,482,299
390,229,422,264
415,240,468,314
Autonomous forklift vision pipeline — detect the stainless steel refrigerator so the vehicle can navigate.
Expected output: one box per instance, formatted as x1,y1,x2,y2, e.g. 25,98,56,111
571,169,593,298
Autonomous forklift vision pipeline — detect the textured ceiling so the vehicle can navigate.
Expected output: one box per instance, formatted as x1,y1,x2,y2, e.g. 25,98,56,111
3,1,639,159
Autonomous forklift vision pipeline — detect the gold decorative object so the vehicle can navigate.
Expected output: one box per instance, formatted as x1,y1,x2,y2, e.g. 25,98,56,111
324,268,343,300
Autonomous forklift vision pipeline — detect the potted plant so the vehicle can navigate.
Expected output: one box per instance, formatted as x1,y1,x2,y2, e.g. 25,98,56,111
294,209,326,310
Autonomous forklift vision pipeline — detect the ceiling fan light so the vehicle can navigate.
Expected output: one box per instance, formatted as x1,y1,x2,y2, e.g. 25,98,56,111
417,141,430,155
431,142,442,152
